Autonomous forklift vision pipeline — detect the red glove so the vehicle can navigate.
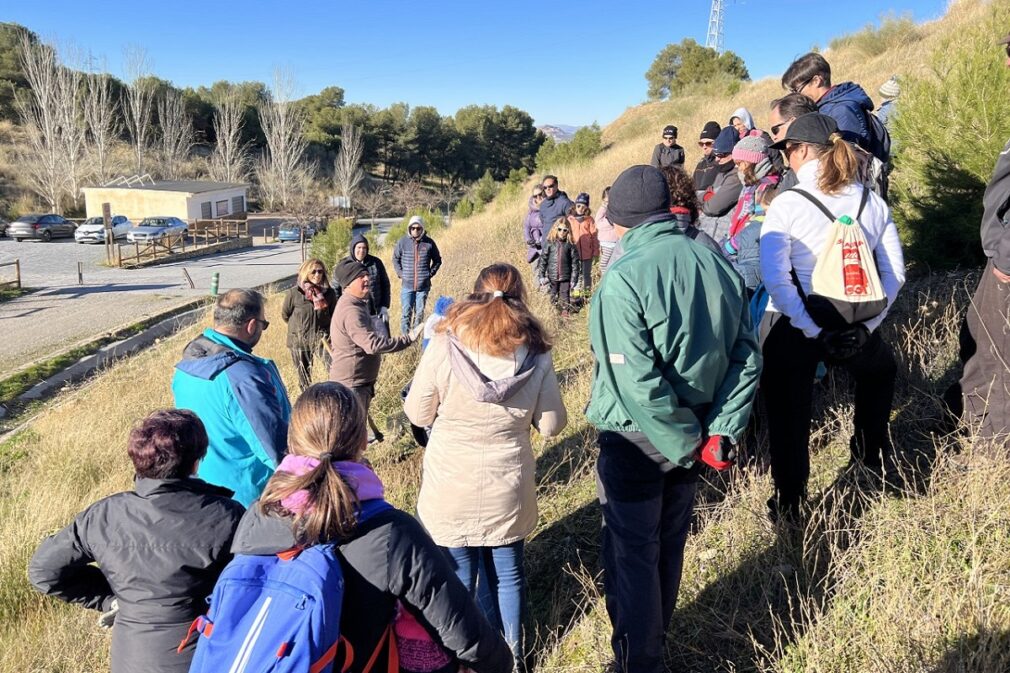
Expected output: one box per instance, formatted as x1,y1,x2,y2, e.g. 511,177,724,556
698,435,736,471
702,188,715,202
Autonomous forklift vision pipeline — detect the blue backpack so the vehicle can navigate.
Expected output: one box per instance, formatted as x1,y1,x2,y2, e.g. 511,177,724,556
184,500,393,673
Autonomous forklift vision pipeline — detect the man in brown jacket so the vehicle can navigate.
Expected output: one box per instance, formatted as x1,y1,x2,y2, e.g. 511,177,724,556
329,258,417,442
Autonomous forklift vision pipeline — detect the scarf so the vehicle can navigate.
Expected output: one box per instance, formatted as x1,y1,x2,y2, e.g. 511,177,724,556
275,454,385,515
729,175,780,239
301,281,329,311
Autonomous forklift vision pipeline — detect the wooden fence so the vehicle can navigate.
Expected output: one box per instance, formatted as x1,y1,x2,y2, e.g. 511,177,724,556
0,259,20,290
114,219,249,268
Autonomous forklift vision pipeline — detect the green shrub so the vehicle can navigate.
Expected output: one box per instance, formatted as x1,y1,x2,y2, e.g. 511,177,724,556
890,3,1010,270
536,125,603,171
309,217,354,271
454,197,476,219
829,12,922,57
385,208,445,246
471,169,499,205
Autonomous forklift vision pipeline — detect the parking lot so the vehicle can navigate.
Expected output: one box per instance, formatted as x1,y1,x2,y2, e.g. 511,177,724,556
0,217,305,376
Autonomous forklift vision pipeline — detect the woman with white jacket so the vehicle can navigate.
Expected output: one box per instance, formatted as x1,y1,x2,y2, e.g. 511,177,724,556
405,263,568,672
759,113,906,523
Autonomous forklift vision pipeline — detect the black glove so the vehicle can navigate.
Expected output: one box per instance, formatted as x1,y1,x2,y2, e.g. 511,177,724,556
817,324,870,360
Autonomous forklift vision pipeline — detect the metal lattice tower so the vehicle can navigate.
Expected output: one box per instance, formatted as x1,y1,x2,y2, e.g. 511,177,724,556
706,0,725,53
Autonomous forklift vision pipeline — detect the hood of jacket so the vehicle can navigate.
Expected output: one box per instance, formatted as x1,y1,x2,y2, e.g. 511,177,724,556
175,329,257,381
349,233,369,258
729,107,755,132
819,81,874,113
447,335,539,403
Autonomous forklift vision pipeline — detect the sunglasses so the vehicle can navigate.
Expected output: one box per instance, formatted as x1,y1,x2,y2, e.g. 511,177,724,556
1005,43,1010,58
310,269,324,275
255,318,270,331
542,184,557,190
715,152,732,159
409,226,422,231
790,77,814,94
770,118,795,137
557,228,569,233
698,140,714,148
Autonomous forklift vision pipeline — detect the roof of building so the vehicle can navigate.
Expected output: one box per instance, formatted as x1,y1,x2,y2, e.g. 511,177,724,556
84,180,247,194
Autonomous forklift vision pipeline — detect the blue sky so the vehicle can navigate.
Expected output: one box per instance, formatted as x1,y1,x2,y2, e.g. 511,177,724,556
7,0,949,126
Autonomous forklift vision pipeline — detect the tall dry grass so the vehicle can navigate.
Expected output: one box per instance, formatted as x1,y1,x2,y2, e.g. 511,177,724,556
2,1,1010,671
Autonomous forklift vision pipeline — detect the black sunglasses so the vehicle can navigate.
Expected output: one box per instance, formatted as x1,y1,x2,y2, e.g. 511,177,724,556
790,77,814,94
409,226,422,230
715,152,732,159
1005,43,1010,58
542,183,557,190
770,118,795,137
255,318,270,331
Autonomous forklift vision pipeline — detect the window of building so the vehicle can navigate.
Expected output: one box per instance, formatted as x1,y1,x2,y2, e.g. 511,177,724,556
200,201,212,219
231,195,245,213
215,200,229,217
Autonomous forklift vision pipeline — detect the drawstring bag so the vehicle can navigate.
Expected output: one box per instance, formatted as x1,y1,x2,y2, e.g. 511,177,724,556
791,188,887,330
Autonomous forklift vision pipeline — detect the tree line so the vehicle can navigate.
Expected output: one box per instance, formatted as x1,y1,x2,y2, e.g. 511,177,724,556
0,22,545,215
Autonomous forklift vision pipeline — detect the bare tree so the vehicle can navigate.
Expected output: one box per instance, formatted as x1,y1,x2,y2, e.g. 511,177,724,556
84,72,121,184
333,124,364,207
209,93,248,183
123,46,155,175
356,187,390,234
15,34,66,212
55,52,87,208
391,178,438,215
157,89,194,179
257,70,307,208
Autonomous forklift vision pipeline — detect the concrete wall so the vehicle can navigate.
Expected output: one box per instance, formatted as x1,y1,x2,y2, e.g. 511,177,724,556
82,187,248,222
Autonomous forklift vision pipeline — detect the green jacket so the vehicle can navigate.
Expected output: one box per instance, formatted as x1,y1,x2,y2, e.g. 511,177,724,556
586,219,762,468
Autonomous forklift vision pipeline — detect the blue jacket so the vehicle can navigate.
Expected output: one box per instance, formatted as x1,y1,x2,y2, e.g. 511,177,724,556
392,232,442,291
538,191,574,232
172,329,291,507
818,82,874,152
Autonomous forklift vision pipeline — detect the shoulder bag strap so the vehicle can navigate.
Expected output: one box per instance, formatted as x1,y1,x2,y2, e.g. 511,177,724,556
790,188,836,223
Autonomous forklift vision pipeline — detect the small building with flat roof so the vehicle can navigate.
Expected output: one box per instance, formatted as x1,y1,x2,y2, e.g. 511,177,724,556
81,178,248,222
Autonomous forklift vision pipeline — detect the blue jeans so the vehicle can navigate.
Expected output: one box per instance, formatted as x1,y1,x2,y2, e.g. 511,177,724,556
444,541,527,668
400,287,429,335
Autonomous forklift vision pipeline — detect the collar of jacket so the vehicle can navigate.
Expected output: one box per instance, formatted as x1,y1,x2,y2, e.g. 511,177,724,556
134,477,235,499
619,218,687,252
795,159,821,184
205,328,254,355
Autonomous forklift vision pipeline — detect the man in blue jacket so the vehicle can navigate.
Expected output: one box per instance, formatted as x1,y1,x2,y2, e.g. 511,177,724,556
392,215,442,335
172,288,291,507
781,52,883,160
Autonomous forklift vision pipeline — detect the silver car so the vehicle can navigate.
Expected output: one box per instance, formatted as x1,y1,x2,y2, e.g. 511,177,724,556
126,217,188,243
75,215,133,244
8,213,75,242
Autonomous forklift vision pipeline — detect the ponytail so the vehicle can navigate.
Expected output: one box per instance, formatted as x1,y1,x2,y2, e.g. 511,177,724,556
259,382,367,546
815,133,860,195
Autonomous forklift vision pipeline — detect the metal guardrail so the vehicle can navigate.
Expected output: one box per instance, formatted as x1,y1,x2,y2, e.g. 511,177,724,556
114,219,249,268
0,259,21,290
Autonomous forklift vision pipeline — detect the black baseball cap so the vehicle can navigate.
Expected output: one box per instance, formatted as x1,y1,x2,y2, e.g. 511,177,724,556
662,124,678,138
769,113,839,150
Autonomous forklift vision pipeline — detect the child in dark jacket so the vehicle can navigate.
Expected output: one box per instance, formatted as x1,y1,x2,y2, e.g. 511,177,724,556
538,217,580,314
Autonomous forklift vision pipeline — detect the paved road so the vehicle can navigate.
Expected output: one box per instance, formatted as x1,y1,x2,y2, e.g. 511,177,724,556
0,217,306,376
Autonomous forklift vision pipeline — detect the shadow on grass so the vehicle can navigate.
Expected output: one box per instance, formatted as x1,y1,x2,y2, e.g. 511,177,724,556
930,628,1010,673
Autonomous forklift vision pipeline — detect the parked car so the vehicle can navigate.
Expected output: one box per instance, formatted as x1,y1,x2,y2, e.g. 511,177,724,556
8,214,75,242
277,222,316,242
126,217,188,243
74,215,133,244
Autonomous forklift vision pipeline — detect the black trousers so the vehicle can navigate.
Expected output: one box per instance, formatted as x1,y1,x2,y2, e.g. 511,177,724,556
960,262,1010,441
761,316,897,510
289,343,331,393
549,280,571,308
596,431,698,673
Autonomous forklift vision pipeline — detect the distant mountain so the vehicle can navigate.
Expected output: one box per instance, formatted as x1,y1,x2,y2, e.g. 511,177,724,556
537,124,581,143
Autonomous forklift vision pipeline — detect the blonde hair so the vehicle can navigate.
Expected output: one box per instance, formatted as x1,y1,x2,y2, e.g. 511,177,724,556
545,217,572,243
810,133,860,196
437,263,552,357
297,258,328,285
259,382,367,545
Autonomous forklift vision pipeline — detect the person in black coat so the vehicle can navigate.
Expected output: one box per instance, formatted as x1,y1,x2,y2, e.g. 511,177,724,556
334,233,392,319
238,382,513,673
282,258,338,392
28,410,245,673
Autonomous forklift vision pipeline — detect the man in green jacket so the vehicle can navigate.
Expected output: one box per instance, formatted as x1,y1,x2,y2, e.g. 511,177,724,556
586,164,761,673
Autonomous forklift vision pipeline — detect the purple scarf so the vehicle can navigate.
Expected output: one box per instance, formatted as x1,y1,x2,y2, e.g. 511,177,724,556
275,454,385,514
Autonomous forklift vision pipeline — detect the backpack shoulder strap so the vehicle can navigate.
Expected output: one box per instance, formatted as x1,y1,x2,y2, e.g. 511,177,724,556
790,188,836,223
855,185,870,221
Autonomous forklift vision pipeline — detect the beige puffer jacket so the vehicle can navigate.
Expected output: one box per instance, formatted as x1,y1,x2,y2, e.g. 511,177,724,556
405,332,567,547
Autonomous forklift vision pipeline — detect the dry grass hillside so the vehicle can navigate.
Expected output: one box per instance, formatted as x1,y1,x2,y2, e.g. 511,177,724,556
2,1,1010,671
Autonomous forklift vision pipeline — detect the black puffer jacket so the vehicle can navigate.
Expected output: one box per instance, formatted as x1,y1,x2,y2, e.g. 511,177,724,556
231,505,513,673
28,478,245,673
281,284,337,349
333,234,392,314
537,239,579,284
